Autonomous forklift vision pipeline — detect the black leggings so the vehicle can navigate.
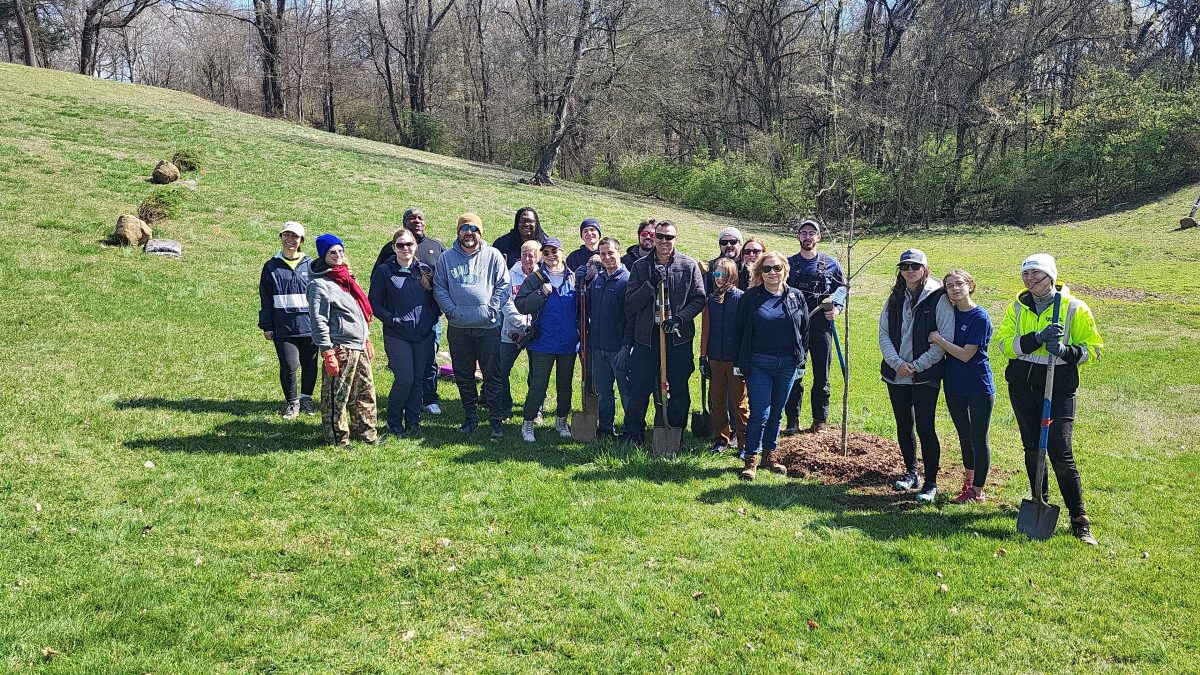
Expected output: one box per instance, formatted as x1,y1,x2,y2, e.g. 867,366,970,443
274,337,318,402
886,382,942,486
945,393,993,487
1009,382,1086,519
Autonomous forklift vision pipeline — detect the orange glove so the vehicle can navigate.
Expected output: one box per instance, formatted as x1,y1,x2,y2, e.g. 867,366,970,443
323,349,341,377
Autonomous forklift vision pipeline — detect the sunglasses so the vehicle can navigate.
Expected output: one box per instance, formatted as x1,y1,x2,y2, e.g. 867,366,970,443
719,239,739,246
762,264,784,274
459,225,480,233
713,271,729,278
393,241,416,249
743,248,763,255
899,262,923,271
541,248,560,256
654,233,676,241
640,231,656,238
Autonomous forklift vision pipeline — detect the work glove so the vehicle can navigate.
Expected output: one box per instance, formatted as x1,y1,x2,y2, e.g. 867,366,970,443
1045,339,1063,357
699,356,710,378
650,265,667,287
613,345,630,374
322,349,341,378
1036,323,1064,345
662,317,682,336
732,366,743,377
575,265,589,286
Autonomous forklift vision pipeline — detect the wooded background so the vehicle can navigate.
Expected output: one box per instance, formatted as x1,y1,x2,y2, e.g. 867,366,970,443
4,0,1200,225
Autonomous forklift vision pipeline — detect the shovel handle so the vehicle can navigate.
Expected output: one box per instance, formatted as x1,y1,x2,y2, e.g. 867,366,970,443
1033,293,1062,504
1189,191,1200,219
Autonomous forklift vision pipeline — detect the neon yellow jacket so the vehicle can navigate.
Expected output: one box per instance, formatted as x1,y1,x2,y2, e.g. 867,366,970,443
996,284,1103,394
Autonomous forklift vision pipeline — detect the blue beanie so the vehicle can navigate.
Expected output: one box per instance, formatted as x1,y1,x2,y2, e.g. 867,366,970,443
316,233,344,259
580,218,601,235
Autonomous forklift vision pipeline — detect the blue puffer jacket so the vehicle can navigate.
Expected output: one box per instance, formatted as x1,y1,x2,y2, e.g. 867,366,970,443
704,286,743,361
584,266,629,352
258,252,312,338
369,256,441,341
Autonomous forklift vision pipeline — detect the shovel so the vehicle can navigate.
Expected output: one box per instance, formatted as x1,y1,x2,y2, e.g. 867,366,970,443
1180,191,1200,229
1017,292,1062,541
691,371,712,439
652,280,682,457
571,283,598,441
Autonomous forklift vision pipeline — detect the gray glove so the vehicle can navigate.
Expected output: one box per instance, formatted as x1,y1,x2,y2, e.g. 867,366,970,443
1036,323,1063,344
1045,339,1063,357
613,346,630,374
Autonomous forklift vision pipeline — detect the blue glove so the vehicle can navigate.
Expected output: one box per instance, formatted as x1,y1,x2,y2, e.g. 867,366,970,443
1036,323,1064,345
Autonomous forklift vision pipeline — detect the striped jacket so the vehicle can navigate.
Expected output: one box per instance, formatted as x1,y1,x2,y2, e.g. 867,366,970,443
258,252,313,339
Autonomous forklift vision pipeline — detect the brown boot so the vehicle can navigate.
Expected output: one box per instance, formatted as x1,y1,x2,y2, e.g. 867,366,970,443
739,453,760,481
762,451,788,476
782,415,800,436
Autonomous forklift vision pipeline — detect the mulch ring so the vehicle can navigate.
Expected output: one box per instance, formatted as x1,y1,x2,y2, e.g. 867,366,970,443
773,427,1014,492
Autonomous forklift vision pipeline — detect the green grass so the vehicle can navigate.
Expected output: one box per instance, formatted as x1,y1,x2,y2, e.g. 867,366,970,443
1,62,1198,672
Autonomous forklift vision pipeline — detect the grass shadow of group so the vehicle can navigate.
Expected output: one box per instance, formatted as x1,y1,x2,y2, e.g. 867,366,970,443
117,397,326,455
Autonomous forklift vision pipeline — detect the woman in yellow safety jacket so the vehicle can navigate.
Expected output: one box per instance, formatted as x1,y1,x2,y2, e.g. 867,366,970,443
996,253,1104,546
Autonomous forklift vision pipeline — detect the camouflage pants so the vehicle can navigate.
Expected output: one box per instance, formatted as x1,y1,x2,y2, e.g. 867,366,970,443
320,346,377,445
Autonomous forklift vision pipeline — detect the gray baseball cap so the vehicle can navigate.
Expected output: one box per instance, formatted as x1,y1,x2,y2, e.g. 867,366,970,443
898,248,928,267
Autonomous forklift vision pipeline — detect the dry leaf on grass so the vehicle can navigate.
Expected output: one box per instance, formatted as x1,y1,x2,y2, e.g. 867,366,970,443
33,503,41,513
691,591,705,600
400,629,416,642
937,584,948,594
710,604,722,618
144,460,155,469
744,643,754,652
994,547,1007,557
736,507,746,516
41,647,59,661
807,619,819,631
140,525,153,537
436,537,451,548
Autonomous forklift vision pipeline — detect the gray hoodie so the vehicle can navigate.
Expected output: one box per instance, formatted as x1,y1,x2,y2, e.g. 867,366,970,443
433,239,510,330
877,276,954,385
307,264,370,350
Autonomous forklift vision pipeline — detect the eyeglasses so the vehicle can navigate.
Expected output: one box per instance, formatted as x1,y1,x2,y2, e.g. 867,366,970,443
798,231,819,238
762,264,784,274
945,281,969,290
654,233,676,241
394,241,416,249
899,262,922,271
640,231,656,238
719,239,739,246
742,248,763,255
459,225,480,233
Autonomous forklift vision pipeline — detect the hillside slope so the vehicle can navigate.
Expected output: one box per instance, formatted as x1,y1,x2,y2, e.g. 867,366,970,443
1,63,1198,672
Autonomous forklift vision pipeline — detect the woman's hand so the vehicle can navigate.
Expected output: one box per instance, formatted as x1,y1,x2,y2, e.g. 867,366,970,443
542,282,553,296
365,340,375,361
897,362,916,378
928,331,944,346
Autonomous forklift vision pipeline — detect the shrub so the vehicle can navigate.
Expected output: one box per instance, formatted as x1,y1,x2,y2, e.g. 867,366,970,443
138,186,187,224
170,147,203,172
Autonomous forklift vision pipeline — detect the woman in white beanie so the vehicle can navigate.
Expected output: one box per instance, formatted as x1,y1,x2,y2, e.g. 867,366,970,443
996,253,1104,545
878,248,955,503
258,222,317,419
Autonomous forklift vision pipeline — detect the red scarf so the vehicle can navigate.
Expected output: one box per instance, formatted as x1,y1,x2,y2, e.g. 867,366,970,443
327,265,373,323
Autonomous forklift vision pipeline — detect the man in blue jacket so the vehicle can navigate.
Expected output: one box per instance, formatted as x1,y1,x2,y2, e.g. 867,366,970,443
433,213,511,439
582,237,631,438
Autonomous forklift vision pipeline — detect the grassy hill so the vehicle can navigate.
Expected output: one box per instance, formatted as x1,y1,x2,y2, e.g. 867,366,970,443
1,62,1198,672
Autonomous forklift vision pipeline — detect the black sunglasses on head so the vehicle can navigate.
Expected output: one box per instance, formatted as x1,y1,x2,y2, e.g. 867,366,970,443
654,233,676,241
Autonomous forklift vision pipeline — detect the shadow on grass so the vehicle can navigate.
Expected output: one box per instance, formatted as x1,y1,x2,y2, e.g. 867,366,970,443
125,418,326,455
117,397,281,416
699,481,1018,541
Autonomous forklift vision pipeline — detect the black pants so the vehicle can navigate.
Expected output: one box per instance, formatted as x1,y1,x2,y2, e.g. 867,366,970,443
447,325,504,425
945,393,994,487
273,337,318,402
785,318,833,423
1009,381,1086,519
384,334,433,432
525,351,575,420
423,327,440,405
624,333,694,441
886,382,942,486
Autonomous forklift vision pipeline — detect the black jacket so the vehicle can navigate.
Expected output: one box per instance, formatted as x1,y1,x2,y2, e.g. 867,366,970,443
733,285,810,375
625,251,707,347
258,253,313,338
374,234,445,272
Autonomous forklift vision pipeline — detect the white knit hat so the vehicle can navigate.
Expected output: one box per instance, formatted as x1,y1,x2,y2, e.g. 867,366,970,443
717,226,743,243
1020,253,1058,282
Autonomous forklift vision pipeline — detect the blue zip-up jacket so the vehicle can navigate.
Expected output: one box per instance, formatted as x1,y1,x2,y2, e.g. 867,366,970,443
584,265,629,352
515,265,579,355
369,256,441,342
258,252,312,339
704,286,743,361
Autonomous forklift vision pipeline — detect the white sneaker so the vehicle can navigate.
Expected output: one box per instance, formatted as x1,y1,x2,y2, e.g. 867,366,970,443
521,421,536,443
423,403,442,415
555,417,572,438
915,485,937,504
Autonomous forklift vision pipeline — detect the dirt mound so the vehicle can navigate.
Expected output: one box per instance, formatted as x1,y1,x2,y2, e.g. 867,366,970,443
774,428,903,486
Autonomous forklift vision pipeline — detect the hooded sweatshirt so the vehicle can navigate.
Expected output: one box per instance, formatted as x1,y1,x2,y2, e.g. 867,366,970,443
878,277,955,385
433,238,510,330
307,259,371,350
501,260,536,344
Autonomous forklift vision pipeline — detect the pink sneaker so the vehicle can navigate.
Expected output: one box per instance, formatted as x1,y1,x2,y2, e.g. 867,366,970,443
952,485,985,503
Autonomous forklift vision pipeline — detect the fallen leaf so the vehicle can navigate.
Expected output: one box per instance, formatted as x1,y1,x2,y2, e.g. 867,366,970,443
140,525,153,537
1141,551,1150,559
744,643,755,652
646,558,657,568
194,557,203,566
937,584,948,594
691,591,705,600
400,629,415,642
711,604,722,618
806,619,819,631
994,547,1007,557
436,537,451,548
33,503,41,513
41,647,59,662
736,507,746,516
144,460,155,469
446,565,458,573
935,570,943,578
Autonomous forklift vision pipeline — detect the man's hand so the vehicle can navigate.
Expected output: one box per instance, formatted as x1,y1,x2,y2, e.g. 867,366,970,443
1045,339,1063,357
1036,323,1064,345
263,330,274,341
897,362,916,378
613,346,630,374
662,317,682,336
699,356,710,378
650,265,667,287
323,349,341,377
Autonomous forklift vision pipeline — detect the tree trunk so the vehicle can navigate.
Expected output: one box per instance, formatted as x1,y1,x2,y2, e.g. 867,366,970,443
323,0,335,132
529,0,591,185
12,0,38,67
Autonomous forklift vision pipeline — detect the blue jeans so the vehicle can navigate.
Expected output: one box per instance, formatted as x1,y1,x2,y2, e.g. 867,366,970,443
592,347,630,432
744,353,799,456
498,340,522,415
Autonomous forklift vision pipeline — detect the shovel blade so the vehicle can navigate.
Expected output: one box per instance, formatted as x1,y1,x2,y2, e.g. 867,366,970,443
570,395,599,442
651,427,682,458
1016,498,1061,541
690,412,711,439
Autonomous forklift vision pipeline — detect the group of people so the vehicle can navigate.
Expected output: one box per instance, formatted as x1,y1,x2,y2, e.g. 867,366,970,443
257,211,1105,545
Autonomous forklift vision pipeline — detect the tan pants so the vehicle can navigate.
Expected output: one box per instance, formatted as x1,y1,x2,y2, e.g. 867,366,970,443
709,359,748,447
321,346,377,445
